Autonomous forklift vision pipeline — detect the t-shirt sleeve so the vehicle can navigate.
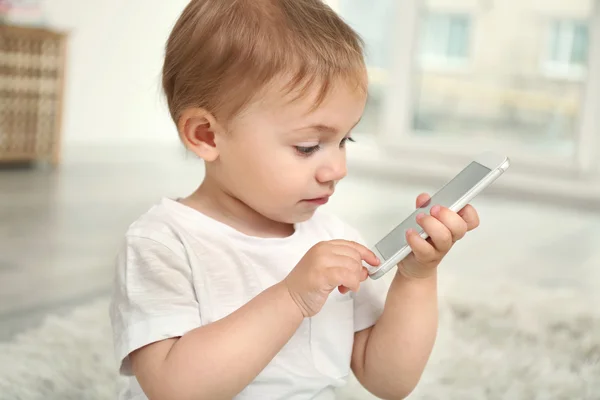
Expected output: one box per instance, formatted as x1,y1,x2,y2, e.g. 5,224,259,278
343,224,391,332
109,234,201,376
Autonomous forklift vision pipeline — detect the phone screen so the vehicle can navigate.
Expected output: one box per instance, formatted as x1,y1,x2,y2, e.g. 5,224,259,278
375,162,492,260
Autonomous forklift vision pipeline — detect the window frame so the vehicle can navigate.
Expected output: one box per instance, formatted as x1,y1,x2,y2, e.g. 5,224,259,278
577,3,600,175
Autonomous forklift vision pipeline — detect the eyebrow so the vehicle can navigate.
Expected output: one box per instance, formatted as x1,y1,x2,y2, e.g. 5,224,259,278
294,117,362,135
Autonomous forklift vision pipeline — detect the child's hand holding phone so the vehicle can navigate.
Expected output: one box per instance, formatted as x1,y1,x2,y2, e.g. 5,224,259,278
368,151,509,279
398,193,480,279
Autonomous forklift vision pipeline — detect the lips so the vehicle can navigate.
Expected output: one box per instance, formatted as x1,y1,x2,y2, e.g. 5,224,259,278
304,195,331,205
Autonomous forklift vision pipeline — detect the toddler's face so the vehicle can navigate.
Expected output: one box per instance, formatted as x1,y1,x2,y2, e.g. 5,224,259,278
216,79,367,224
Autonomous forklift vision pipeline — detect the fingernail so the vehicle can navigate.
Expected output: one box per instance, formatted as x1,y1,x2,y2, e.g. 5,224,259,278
416,213,425,221
406,228,416,236
431,205,441,217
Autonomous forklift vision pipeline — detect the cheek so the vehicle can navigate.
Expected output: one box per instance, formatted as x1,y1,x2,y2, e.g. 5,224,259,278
254,156,313,198
259,154,307,191
223,144,296,190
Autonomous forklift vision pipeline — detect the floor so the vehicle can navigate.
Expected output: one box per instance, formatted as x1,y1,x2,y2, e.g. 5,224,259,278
1,144,599,340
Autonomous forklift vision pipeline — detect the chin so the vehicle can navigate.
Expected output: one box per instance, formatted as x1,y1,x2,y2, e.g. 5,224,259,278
290,209,318,224
267,209,316,225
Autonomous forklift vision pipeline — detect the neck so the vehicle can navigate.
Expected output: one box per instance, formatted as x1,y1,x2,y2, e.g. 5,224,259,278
181,174,295,238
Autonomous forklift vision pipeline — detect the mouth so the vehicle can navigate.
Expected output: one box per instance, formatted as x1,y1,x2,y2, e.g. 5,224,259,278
303,195,332,205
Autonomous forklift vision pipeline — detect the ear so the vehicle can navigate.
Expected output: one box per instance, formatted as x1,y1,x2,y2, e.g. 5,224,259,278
177,108,223,162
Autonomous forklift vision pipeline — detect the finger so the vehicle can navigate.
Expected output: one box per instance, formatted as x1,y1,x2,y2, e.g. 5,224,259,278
329,267,361,292
328,240,380,267
405,229,438,264
430,205,468,242
331,244,362,262
458,205,480,231
360,267,368,281
338,286,350,294
416,193,431,209
331,248,375,282
327,254,363,275
415,213,453,253
327,255,367,293
339,268,367,294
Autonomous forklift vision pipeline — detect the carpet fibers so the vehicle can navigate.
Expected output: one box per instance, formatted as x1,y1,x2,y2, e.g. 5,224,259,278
1,277,598,400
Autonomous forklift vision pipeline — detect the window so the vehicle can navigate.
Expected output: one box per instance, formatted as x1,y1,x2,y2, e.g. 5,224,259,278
544,20,590,78
331,0,599,176
420,14,472,68
409,6,594,154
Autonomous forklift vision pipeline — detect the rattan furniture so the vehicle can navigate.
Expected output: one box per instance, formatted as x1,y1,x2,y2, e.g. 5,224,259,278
0,24,67,166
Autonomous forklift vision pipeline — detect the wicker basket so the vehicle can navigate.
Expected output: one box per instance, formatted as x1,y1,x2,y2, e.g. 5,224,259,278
0,24,67,166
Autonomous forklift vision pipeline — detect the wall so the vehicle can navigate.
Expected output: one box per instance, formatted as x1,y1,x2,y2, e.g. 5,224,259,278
44,0,190,146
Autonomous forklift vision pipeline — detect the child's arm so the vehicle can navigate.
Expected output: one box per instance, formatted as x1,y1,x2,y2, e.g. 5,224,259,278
130,281,303,400
351,196,480,399
128,240,379,400
351,272,438,399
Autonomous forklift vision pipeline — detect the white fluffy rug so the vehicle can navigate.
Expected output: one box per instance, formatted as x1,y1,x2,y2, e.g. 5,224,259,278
1,276,599,400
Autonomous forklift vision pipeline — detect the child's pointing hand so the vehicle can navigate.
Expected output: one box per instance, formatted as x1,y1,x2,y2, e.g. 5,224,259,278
284,240,380,318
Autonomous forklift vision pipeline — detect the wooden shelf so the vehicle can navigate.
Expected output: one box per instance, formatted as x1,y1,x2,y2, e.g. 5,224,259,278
0,24,67,166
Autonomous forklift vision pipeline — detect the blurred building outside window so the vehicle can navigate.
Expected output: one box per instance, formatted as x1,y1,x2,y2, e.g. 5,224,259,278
420,13,472,69
544,20,590,79
330,0,600,179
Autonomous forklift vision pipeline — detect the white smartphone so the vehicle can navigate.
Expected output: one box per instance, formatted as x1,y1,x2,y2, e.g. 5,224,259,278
367,151,510,280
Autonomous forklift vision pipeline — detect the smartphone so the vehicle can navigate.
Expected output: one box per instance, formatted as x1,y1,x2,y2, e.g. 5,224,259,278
367,151,510,280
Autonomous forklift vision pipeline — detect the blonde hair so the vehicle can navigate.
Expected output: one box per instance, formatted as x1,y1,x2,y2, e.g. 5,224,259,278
162,0,367,126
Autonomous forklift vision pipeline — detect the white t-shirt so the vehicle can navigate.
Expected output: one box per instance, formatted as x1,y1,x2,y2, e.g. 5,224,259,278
109,198,388,400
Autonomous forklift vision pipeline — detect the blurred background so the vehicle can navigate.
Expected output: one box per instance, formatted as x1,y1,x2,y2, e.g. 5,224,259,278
0,0,599,399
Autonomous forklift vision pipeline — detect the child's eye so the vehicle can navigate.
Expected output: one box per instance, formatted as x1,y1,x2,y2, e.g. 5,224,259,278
295,137,354,157
295,145,320,156
340,137,356,148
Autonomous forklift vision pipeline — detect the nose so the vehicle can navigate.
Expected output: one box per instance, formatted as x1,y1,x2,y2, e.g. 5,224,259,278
316,152,347,184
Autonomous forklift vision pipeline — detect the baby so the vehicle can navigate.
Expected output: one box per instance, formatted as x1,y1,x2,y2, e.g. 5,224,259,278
109,1,480,399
